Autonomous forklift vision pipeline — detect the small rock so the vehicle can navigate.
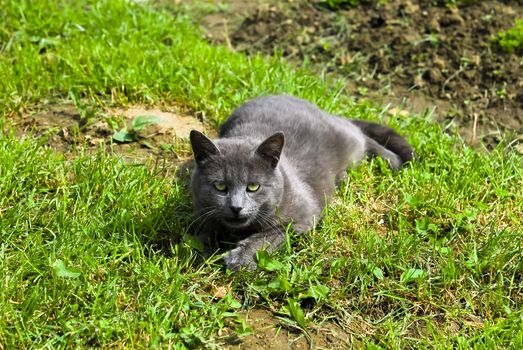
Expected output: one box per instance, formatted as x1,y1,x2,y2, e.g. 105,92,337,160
441,8,465,27
428,14,441,32
426,68,445,83
212,286,228,299
464,70,476,80
387,108,409,117
401,1,419,15
434,56,447,70
470,55,481,67
414,74,425,87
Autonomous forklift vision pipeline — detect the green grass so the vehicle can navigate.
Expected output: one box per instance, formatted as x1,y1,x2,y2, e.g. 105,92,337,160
319,0,372,10
1,0,522,348
498,19,523,52
0,0,338,126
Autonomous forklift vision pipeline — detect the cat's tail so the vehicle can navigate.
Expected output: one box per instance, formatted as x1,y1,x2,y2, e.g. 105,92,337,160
351,120,416,168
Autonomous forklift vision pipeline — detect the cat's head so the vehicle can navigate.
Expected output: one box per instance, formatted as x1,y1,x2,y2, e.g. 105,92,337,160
189,130,285,229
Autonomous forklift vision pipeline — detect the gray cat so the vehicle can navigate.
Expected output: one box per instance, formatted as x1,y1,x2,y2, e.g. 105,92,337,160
189,95,414,271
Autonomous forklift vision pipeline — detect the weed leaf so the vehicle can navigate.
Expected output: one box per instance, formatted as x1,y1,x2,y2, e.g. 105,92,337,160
372,266,385,281
140,141,154,149
52,259,81,279
268,275,292,292
235,320,253,337
224,295,242,309
308,285,330,301
132,115,161,131
256,250,283,271
182,234,204,252
400,268,428,283
112,128,134,143
286,298,307,329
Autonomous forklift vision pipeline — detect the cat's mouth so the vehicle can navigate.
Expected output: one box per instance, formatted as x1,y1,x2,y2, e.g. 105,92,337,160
222,215,251,228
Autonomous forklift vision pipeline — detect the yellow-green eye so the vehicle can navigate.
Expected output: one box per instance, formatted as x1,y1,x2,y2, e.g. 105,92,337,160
214,182,227,192
246,183,260,192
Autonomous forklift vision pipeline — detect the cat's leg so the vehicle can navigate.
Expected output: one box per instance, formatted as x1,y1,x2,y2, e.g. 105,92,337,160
224,229,285,272
364,138,403,170
351,120,415,164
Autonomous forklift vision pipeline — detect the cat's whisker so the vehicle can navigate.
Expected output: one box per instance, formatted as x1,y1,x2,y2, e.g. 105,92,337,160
190,208,216,225
193,205,219,216
255,211,281,232
188,207,219,233
192,214,218,236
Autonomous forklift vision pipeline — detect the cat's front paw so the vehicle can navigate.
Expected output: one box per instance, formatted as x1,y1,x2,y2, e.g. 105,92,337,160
224,247,257,272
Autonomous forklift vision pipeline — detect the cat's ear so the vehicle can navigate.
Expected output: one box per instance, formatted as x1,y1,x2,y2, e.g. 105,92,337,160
256,132,285,168
190,130,220,164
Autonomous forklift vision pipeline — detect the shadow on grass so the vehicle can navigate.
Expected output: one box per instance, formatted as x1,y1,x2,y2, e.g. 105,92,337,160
129,159,196,261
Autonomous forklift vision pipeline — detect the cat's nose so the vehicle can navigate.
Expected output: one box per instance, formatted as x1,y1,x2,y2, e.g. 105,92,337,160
230,206,242,215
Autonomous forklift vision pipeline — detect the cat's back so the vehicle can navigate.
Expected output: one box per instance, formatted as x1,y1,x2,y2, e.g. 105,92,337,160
219,95,363,159
220,95,336,140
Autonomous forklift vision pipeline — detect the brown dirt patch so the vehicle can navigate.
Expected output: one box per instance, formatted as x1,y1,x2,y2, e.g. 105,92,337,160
111,106,206,140
201,0,523,145
225,309,354,350
9,103,209,163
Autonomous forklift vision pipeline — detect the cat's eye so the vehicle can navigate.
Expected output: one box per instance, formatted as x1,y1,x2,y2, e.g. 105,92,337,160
246,183,260,192
214,182,227,192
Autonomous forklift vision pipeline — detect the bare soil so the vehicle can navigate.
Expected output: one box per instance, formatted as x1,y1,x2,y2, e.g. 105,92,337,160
9,103,208,164
202,0,523,145
222,309,352,350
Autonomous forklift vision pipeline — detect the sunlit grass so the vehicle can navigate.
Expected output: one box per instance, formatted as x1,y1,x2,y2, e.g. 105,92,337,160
0,0,522,348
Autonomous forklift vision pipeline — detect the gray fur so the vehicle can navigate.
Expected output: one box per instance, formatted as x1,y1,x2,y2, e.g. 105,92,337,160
189,95,414,271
